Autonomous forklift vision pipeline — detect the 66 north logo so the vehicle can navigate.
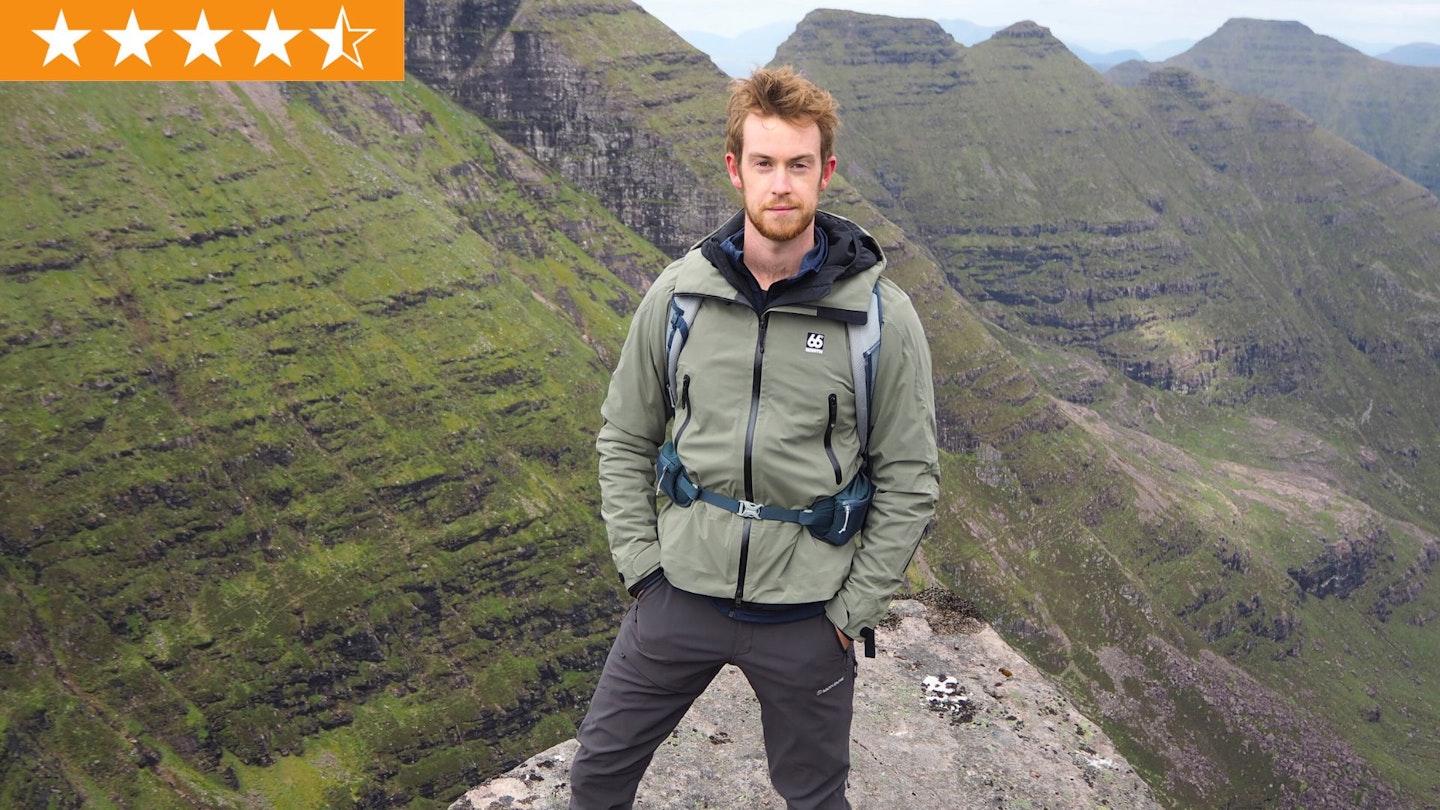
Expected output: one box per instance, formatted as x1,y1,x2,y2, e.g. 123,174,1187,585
805,332,826,354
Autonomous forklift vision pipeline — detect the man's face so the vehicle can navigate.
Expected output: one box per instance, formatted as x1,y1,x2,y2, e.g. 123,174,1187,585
726,114,837,244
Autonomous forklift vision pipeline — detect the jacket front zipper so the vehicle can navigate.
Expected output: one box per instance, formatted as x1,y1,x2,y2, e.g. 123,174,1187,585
734,311,770,605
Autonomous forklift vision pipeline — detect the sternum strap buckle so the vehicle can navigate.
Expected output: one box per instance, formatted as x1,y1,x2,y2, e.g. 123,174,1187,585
736,500,763,520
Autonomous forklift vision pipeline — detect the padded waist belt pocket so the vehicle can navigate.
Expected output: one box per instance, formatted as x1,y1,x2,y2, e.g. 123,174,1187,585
656,440,698,507
808,471,874,546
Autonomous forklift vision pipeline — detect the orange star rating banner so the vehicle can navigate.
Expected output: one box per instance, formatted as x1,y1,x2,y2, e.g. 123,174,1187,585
6,0,402,81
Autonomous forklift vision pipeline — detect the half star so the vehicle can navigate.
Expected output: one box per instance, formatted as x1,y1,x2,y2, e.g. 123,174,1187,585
310,6,375,69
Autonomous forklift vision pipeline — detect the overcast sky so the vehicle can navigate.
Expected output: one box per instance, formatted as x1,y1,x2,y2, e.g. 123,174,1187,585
634,0,1440,49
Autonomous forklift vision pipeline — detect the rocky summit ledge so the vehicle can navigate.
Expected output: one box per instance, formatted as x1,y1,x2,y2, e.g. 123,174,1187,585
450,598,1159,809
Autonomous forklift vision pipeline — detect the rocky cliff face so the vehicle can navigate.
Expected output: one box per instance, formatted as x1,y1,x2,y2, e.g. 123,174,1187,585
405,0,737,258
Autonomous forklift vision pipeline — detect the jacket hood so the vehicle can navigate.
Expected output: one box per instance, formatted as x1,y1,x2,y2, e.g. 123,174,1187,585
690,210,885,320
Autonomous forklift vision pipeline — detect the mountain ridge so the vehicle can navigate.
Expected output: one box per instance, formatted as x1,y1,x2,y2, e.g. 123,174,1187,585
1110,17,1440,198
1379,42,1440,66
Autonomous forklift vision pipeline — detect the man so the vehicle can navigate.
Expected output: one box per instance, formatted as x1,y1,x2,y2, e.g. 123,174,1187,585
570,66,939,810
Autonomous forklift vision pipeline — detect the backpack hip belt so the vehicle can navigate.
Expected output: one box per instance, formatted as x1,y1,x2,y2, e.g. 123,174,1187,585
657,439,874,546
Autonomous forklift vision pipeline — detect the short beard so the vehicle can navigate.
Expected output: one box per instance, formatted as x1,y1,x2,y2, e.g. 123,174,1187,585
746,198,815,243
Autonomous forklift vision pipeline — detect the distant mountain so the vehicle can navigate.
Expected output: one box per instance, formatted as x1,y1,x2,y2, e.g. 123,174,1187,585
935,17,1003,45
942,19,1151,72
1379,42,1440,66
1019,38,1196,72
1128,38,1196,61
1111,18,1440,197
676,21,797,76
1104,57,1157,85
1066,43,1144,71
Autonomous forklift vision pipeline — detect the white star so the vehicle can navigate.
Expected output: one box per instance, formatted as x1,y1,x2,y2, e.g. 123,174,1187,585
33,10,90,67
245,10,300,66
310,6,375,69
105,10,161,67
175,10,232,67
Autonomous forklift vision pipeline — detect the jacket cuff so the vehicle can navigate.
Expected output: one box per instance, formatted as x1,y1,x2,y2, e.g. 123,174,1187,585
824,597,861,641
616,539,663,593
628,568,665,598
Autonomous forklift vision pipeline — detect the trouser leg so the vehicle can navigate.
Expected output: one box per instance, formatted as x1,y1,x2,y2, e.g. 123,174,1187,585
569,579,726,810
737,613,856,810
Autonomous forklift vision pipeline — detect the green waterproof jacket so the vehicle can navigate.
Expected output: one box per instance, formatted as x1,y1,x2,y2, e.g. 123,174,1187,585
596,210,940,641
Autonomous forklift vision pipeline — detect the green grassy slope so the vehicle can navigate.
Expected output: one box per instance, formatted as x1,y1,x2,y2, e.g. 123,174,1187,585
0,79,659,808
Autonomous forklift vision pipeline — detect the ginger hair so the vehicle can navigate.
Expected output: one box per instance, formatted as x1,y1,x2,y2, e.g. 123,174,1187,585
725,66,840,163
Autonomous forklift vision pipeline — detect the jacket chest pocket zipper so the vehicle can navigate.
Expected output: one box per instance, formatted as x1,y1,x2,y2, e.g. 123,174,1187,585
674,375,693,444
824,393,842,486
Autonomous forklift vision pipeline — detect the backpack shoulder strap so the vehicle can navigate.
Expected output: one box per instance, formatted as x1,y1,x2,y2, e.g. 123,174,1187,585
665,294,703,414
847,284,883,456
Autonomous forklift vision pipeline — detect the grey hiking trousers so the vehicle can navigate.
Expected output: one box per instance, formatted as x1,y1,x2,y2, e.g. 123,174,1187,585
569,577,856,810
